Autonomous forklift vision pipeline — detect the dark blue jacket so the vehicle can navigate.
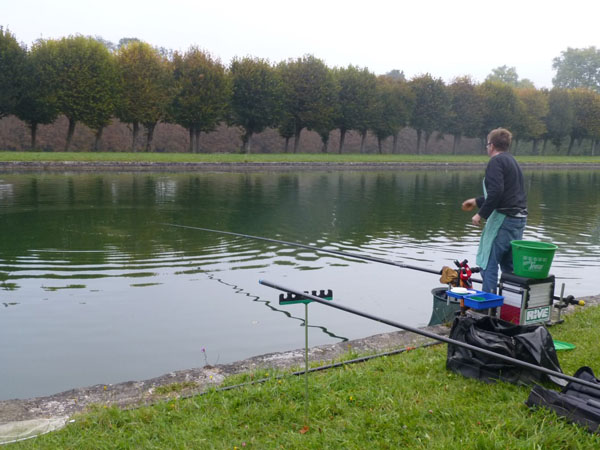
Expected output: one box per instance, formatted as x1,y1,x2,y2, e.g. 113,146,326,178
475,152,527,219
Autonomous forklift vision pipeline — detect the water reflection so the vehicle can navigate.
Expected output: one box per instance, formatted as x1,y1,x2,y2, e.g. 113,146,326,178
0,169,599,400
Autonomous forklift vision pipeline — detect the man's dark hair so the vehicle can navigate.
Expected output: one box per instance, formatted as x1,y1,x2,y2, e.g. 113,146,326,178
488,128,512,151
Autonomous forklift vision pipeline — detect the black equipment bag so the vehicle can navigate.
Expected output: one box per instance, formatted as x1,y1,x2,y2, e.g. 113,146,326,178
446,314,563,385
526,366,600,434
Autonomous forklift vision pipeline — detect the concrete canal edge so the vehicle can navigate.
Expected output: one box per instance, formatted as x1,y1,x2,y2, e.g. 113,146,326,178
0,323,451,437
1,293,599,443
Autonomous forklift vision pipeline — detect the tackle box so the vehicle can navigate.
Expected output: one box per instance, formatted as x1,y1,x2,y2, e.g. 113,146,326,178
463,291,504,310
446,289,504,309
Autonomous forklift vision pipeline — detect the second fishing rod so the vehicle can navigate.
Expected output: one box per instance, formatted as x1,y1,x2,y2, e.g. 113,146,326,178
161,223,442,275
161,222,576,302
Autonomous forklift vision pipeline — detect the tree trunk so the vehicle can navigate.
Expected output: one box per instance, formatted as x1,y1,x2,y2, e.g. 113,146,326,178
423,131,431,153
567,136,575,155
293,124,302,153
320,134,329,153
65,117,76,151
144,122,156,152
188,127,194,153
29,122,38,149
452,134,461,155
359,130,367,153
416,129,422,154
284,137,290,153
592,139,597,157
132,122,139,152
194,129,201,153
94,127,104,152
393,132,399,154
241,129,253,154
512,139,519,156
541,139,548,156
531,139,539,156
338,128,347,154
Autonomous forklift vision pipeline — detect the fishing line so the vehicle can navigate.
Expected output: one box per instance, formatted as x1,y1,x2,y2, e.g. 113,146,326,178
163,223,576,302
160,223,443,275
203,271,348,341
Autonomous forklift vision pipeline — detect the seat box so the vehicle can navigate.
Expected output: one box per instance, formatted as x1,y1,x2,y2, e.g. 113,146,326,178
498,273,554,325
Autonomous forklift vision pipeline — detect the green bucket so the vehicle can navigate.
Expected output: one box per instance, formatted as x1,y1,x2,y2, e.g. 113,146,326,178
511,240,558,279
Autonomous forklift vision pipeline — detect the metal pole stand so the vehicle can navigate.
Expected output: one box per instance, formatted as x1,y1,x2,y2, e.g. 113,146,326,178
304,303,309,425
277,289,333,429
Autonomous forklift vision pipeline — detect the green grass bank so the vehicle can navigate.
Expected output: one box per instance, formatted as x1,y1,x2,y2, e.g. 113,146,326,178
8,304,600,449
1,151,600,165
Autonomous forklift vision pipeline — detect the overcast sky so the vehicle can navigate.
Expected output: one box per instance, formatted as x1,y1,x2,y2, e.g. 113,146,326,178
4,0,599,88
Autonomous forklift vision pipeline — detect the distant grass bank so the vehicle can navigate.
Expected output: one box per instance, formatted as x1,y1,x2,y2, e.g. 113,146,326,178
1,151,600,165
10,304,600,448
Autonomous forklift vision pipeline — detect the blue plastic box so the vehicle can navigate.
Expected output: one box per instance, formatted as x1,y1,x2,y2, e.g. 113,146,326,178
463,292,504,309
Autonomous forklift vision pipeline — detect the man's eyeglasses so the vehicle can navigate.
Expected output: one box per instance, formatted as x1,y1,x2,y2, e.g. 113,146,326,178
486,142,492,147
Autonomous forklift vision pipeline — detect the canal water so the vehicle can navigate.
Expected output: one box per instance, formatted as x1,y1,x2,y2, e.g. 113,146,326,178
1,168,599,400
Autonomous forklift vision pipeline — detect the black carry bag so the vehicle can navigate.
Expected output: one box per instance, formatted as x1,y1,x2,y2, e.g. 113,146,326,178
526,366,600,434
446,314,564,385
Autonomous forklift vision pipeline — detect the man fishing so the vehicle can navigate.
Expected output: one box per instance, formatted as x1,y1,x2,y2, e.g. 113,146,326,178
462,128,527,294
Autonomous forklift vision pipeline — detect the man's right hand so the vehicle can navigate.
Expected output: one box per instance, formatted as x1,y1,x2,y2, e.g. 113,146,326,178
462,198,476,211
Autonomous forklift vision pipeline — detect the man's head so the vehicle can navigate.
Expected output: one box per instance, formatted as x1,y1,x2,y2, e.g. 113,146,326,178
487,128,512,153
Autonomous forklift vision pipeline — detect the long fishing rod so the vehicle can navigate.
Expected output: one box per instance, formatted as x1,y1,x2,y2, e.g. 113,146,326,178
161,223,442,275
163,223,582,304
259,279,599,391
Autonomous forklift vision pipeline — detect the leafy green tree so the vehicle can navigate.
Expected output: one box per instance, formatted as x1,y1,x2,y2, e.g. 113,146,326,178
118,38,141,49
94,36,117,52
0,27,26,119
476,80,520,146
486,65,534,88
116,41,173,152
370,76,414,153
569,88,600,155
514,88,548,154
553,47,600,92
409,74,450,153
229,57,282,154
385,69,406,81
171,47,231,153
32,36,117,151
446,76,483,154
332,65,377,153
14,45,60,148
277,55,337,153
543,88,574,153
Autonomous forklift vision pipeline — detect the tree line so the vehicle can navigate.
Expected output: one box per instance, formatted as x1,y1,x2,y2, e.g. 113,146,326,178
2,29,600,155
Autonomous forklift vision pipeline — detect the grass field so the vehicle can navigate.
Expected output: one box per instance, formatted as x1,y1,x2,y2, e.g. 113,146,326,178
1,151,600,165
9,304,600,449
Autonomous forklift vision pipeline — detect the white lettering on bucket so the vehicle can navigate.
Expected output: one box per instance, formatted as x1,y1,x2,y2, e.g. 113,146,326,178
522,256,548,272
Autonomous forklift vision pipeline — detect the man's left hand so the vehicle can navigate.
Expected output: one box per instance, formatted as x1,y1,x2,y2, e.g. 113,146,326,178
472,214,482,226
